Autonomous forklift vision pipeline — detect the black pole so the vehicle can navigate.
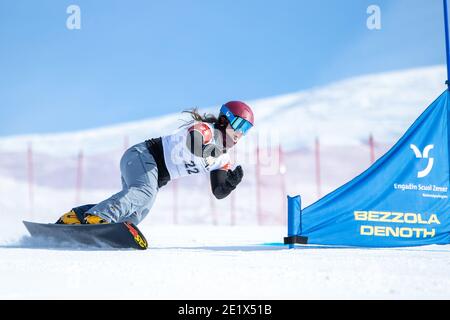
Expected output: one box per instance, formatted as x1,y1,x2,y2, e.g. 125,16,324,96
444,0,450,89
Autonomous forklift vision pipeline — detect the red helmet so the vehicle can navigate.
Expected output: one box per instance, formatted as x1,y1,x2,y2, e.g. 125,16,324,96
220,101,254,135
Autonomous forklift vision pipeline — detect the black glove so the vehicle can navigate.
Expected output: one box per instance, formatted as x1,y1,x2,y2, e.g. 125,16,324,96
226,165,244,187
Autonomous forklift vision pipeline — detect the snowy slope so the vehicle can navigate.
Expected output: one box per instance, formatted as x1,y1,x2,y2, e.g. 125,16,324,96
0,65,446,155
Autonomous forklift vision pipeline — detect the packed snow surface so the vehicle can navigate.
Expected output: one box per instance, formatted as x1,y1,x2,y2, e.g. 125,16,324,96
0,225,449,299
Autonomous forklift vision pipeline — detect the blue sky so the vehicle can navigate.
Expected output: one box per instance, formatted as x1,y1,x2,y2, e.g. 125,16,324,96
0,0,446,136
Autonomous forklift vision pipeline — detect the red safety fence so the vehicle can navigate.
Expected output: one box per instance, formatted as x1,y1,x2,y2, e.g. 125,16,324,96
0,134,391,225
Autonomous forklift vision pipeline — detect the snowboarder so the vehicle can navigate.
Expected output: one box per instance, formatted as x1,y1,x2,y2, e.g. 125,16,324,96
56,101,255,225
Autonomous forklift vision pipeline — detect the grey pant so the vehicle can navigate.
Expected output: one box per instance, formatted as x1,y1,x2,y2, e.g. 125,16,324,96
86,142,159,225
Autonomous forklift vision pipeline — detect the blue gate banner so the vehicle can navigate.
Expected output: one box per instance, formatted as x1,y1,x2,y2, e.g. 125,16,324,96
289,91,450,247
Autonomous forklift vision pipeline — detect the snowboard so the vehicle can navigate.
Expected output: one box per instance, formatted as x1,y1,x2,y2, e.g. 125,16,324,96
23,221,148,250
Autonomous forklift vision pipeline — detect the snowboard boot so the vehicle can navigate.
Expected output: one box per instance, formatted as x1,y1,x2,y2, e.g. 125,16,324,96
56,204,109,225
83,214,109,224
56,210,82,225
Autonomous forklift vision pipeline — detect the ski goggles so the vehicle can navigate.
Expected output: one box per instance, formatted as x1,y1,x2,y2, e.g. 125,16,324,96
220,105,254,135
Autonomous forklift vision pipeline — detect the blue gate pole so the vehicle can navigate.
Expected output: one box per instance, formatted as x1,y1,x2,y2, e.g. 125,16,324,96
444,0,450,89
287,195,302,249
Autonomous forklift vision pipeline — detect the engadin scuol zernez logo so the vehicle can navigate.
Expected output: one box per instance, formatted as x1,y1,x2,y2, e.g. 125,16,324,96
410,144,434,178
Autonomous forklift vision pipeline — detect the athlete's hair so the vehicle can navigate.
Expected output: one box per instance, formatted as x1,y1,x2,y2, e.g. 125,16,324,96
180,108,229,132
182,108,218,124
